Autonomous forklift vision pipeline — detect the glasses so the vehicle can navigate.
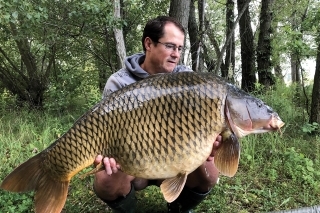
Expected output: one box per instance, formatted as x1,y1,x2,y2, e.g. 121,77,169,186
155,41,184,53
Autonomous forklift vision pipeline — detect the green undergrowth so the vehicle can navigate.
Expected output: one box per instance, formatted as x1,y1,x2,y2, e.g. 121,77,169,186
0,82,319,212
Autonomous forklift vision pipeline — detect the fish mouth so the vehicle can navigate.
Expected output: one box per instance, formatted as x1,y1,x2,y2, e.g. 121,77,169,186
251,114,285,134
231,114,285,137
270,115,285,129
264,114,285,135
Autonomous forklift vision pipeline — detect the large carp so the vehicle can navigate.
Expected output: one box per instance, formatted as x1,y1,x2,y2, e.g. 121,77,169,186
1,72,284,213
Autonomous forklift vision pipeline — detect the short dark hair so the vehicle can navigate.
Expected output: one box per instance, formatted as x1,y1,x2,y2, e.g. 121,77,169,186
141,16,185,52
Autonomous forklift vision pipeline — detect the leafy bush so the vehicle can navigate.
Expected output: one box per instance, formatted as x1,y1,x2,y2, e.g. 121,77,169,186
301,122,319,134
44,64,101,114
282,147,320,189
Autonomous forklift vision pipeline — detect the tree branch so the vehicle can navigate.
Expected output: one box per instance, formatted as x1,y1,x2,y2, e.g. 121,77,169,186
215,0,251,73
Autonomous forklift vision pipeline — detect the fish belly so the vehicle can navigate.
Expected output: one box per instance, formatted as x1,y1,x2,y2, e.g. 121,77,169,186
117,136,216,179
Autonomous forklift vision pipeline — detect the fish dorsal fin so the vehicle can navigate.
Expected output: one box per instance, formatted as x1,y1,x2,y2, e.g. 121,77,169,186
214,130,240,177
160,172,188,203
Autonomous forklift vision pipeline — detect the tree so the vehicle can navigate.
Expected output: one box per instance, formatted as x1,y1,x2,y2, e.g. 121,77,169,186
310,38,320,125
0,2,57,108
273,0,311,84
237,0,256,92
257,0,275,88
271,0,316,86
169,0,191,31
224,0,236,81
113,0,127,69
1,0,319,111
271,21,284,82
188,0,201,71
309,8,320,126
169,0,191,64
0,0,127,108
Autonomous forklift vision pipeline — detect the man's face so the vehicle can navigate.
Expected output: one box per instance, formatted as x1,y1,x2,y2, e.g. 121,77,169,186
146,23,185,74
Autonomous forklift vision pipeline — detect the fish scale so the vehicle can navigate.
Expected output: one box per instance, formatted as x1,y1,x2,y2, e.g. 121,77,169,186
1,72,284,213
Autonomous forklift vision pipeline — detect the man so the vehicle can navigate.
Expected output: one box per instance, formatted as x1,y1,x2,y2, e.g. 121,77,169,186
94,16,221,213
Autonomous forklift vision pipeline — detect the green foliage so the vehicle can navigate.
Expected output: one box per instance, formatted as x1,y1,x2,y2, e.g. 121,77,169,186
0,0,122,107
251,80,317,138
302,122,319,134
0,109,69,212
282,147,320,188
271,0,318,73
43,61,101,113
0,193,34,213
200,133,319,212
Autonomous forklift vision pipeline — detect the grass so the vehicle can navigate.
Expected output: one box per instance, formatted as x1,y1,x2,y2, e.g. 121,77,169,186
0,84,319,213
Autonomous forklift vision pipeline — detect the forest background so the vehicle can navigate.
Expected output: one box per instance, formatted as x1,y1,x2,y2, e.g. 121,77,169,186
0,0,319,212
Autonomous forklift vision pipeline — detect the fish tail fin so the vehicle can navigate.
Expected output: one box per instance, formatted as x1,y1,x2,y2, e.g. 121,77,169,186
34,177,69,213
1,154,70,213
214,131,240,177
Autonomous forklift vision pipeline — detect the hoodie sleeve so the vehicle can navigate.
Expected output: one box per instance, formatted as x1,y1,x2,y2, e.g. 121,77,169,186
102,75,123,97
102,68,141,98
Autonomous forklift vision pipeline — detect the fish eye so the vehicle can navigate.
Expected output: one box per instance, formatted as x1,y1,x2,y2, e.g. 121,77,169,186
256,101,263,108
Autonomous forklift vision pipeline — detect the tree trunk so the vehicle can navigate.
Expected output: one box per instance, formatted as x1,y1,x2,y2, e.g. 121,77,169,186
113,0,126,69
202,43,216,73
289,3,309,84
205,18,224,75
216,0,249,79
169,0,191,64
224,0,235,81
274,64,283,82
272,22,284,83
237,0,256,92
290,16,301,85
188,0,200,72
291,53,301,83
310,37,320,125
196,0,205,72
257,0,275,88
169,0,190,29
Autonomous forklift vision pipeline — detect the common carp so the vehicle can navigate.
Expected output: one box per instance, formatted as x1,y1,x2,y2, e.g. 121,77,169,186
1,72,284,213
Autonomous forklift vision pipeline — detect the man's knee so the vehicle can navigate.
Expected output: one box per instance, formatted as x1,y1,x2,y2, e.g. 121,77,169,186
186,162,220,192
199,162,220,188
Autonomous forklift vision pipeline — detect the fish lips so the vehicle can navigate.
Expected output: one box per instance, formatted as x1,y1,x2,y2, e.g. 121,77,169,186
225,94,284,137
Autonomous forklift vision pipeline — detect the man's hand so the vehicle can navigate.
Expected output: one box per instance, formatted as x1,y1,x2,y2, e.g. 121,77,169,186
94,155,121,175
206,134,222,162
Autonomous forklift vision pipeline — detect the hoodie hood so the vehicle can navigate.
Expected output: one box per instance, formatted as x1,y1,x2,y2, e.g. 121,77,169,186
124,53,149,79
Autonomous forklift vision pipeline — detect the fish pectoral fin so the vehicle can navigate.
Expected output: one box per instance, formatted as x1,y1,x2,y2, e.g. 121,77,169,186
79,161,105,179
160,172,188,203
214,130,240,177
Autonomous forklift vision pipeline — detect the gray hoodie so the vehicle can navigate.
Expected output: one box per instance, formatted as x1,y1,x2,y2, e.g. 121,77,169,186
102,53,192,97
